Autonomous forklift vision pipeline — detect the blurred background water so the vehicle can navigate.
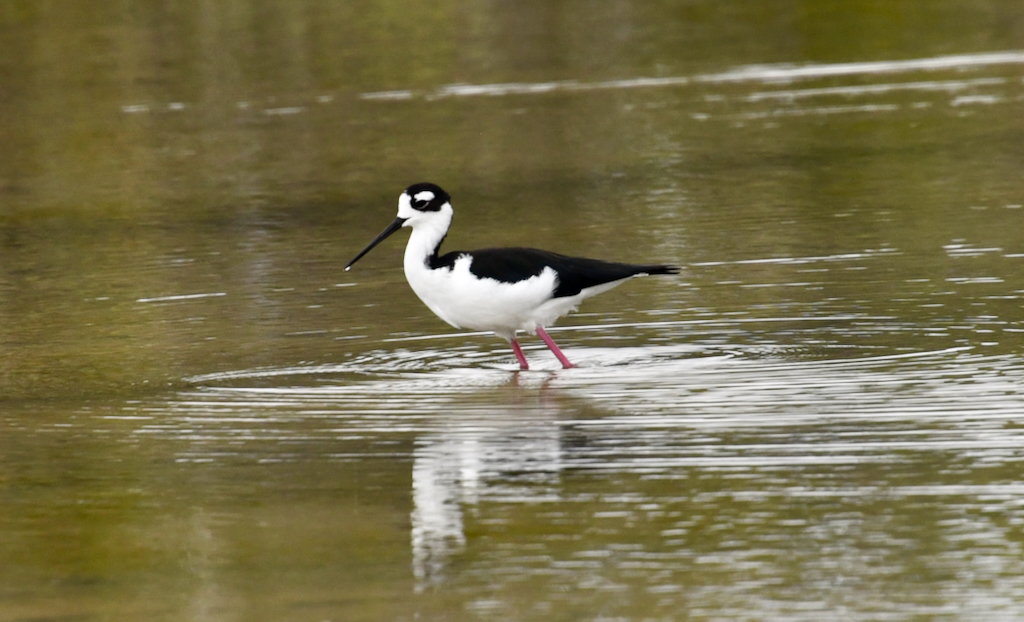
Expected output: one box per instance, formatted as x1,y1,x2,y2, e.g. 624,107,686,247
2,1,1024,620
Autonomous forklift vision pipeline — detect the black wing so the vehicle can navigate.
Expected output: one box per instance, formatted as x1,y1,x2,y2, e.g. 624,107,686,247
436,247,678,298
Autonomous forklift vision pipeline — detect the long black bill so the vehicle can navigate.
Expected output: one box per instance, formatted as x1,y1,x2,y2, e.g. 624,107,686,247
345,217,407,271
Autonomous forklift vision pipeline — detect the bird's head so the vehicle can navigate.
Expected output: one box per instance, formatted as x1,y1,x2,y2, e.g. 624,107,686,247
345,183,453,270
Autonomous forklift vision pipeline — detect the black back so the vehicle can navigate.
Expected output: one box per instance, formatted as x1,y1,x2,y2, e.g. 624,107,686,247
431,247,678,298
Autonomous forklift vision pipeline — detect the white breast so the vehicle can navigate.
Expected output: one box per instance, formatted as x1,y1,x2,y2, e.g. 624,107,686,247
404,252,565,340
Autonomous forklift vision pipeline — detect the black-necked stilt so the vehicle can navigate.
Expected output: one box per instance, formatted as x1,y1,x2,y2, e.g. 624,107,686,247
345,183,679,370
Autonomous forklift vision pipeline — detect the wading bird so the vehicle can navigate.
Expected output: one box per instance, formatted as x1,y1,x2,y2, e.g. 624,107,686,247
346,183,678,369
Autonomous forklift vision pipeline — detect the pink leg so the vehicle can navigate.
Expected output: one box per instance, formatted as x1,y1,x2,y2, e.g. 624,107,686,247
510,338,529,370
536,327,575,369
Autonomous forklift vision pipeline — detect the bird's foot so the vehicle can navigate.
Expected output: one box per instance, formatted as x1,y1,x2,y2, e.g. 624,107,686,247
536,327,575,369
510,339,530,370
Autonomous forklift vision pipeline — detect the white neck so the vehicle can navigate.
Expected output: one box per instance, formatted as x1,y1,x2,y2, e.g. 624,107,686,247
402,204,453,269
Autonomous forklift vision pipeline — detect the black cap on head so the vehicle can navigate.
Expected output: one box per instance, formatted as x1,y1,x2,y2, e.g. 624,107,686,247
404,183,450,212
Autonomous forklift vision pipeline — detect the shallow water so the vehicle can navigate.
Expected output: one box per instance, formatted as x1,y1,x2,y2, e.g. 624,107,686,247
3,1,1024,620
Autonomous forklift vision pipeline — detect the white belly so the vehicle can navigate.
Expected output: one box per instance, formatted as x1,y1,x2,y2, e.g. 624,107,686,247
404,253,579,340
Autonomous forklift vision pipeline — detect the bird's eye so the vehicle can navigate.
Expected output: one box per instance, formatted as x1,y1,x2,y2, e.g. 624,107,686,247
412,190,435,209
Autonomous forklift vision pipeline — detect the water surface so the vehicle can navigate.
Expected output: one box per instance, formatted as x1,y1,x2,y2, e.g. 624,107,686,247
2,1,1024,620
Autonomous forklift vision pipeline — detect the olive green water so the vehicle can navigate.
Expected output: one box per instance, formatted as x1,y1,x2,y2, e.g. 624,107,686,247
3,1,1024,620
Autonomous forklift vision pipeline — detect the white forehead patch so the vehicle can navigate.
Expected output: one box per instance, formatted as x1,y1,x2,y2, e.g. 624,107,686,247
413,190,435,203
